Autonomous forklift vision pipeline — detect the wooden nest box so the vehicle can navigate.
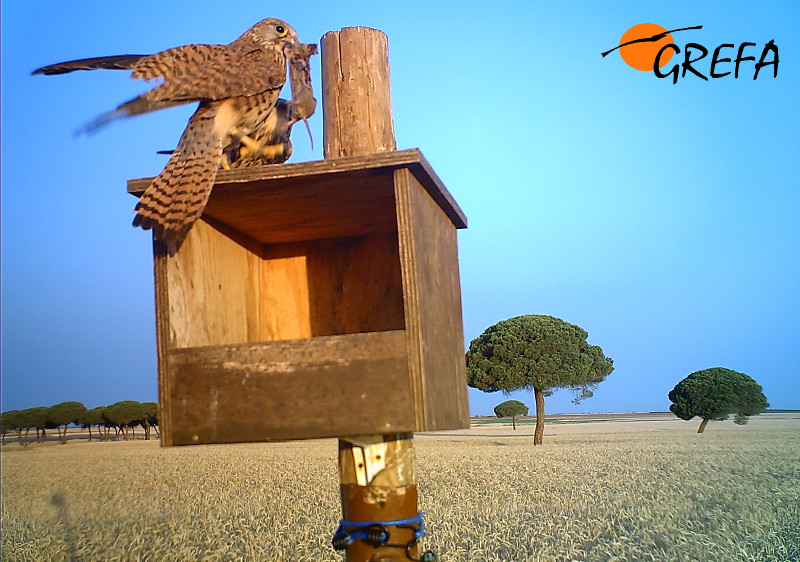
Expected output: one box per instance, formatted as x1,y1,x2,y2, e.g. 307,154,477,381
128,149,469,446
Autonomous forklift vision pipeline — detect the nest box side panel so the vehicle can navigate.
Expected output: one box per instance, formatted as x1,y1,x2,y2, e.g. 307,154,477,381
160,220,264,349
395,168,469,431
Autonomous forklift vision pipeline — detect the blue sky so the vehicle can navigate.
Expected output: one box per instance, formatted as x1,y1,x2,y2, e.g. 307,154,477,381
2,1,798,417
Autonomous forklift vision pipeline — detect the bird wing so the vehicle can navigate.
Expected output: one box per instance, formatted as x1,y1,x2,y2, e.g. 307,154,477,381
132,100,227,253
32,54,147,75
134,42,287,103
77,98,190,135
77,43,287,134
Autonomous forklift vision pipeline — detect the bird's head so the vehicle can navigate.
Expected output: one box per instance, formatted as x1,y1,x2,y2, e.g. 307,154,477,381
241,18,299,50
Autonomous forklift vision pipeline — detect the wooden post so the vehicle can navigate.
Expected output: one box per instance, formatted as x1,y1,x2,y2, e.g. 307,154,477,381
322,27,426,562
322,27,396,158
336,434,421,560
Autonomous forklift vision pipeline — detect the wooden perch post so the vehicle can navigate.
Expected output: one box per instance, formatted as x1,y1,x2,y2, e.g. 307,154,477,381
322,27,396,158
322,27,424,562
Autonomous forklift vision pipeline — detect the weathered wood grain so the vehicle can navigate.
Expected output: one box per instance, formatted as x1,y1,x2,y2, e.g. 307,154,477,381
165,331,413,445
395,169,470,430
321,27,396,158
259,234,405,340
128,149,467,241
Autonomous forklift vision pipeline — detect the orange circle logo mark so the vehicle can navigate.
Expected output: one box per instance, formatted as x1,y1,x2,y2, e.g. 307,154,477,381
619,23,675,71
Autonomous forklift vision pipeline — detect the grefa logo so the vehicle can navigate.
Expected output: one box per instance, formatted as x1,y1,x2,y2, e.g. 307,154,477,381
602,24,779,83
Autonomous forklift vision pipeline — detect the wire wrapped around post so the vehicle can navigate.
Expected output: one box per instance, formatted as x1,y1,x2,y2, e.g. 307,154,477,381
331,511,435,561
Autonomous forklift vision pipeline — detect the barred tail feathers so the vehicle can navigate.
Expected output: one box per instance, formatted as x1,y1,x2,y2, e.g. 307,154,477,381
133,105,223,253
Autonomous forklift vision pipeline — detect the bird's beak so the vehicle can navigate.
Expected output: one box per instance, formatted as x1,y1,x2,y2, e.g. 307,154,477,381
283,40,296,57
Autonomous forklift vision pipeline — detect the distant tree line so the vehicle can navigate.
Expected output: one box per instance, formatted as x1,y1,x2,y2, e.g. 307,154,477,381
1,401,158,446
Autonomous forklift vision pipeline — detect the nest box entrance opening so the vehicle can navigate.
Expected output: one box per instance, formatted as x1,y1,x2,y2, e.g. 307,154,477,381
129,149,468,446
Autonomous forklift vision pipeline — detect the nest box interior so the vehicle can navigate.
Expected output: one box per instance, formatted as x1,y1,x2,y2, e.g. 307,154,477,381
128,149,469,446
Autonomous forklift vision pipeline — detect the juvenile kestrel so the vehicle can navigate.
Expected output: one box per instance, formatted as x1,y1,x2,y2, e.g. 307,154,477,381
34,18,300,253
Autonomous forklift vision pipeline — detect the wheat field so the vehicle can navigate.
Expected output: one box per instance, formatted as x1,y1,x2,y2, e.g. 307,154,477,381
2,414,798,561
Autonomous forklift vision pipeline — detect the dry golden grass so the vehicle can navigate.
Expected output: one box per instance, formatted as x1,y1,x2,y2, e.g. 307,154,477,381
2,414,798,561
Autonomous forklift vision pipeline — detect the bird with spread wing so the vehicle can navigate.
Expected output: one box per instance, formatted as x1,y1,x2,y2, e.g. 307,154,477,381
225,42,318,168
33,18,307,253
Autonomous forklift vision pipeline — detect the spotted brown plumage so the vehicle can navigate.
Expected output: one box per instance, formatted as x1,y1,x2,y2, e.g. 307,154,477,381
224,42,318,168
33,18,299,253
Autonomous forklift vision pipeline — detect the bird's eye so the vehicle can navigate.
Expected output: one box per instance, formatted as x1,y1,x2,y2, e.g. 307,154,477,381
276,25,286,35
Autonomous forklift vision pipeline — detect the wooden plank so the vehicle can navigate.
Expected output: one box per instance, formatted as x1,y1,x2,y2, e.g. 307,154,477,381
163,220,263,349
258,245,313,341
153,237,174,446
128,149,423,190
410,150,469,230
203,168,399,245
257,234,405,341
394,177,425,428
127,149,467,236
321,26,396,158
303,234,405,336
395,168,470,431
164,331,413,444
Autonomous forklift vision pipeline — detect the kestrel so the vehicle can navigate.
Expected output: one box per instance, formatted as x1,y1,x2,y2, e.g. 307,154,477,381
224,42,318,167
33,18,300,253
156,42,317,167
